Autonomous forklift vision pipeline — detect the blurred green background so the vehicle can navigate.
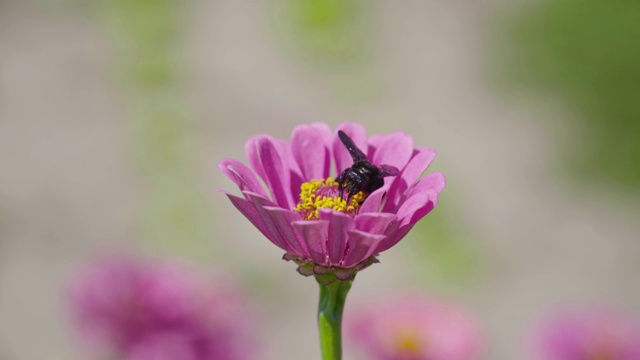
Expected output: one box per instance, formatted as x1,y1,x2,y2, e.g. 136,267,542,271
493,0,640,194
0,0,639,359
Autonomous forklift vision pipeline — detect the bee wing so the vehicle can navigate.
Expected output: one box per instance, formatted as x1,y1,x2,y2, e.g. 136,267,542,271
379,164,400,177
338,130,368,162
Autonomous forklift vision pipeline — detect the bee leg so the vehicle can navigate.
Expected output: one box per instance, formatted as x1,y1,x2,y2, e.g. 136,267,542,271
336,169,348,199
348,189,357,202
348,179,362,201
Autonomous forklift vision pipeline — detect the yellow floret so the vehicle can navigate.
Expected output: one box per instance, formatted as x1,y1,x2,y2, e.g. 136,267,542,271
295,177,365,220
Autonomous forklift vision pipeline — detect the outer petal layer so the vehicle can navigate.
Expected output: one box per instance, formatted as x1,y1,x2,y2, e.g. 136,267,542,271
368,131,414,171
355,213,397,235
218,159,266,198
396,191,437,227
245,192,294,252
319,209,355,266
245,135,294,209
358,185,389,214
225,193,287,251
264,207,308,258
291,123,333,181
383,147,437,212
343,230,385,268
292,220,329,265
407,171,446,198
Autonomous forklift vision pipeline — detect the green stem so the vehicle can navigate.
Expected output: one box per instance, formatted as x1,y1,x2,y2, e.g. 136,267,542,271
317,279,352,360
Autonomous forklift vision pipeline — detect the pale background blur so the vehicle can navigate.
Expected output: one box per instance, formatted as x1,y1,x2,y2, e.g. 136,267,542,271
1,0,639,359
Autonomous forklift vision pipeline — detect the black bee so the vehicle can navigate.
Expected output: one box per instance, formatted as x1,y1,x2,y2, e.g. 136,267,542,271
335,130,400,201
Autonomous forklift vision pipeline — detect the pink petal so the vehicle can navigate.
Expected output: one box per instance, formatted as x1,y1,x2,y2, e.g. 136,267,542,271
242,190,278,206
218,158,266,197
396,191,437,227
292,220,329,265
319,208,355,266
358,185,389,213
365,134,384,159
342,230,386,268
244,135,294,209
224,193,287,251
275,138,301,176
375,222,414,253
244,135,266,180
291,123,333,181
333,123,367,176
368,131,414,170
383,147,437,212
263,207,309,258
355,213,397,235
245,192,295,253
275,138,304,201
392,172,445,213
407,171,446,197
289,171,304,209
403,147,438,186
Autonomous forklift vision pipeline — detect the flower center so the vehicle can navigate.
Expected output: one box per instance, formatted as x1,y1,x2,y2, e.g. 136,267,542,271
295,178,366,220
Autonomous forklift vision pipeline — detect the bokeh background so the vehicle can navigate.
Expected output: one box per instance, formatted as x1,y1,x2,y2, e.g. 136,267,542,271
1,0,639,359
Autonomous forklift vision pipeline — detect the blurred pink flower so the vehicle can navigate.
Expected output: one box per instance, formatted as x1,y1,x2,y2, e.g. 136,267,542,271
219,122,444,280
532,307,640,360
346,295,483,360
67,254,256,360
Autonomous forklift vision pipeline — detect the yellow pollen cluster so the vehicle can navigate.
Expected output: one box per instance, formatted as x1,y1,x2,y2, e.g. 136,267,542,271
295,177,366,220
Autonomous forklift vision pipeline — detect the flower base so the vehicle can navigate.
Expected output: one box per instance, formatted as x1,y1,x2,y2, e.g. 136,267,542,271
283,253,379,284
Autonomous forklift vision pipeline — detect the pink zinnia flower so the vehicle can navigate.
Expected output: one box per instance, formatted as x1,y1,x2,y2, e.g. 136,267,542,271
66,254,256,360
346,295,483,360
219,122,444,281
532,307,640,360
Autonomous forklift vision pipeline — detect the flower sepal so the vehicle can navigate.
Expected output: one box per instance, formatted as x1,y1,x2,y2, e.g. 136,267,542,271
283,253,379,284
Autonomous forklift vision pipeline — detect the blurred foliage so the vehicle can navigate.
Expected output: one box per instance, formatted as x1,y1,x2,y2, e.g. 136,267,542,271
496,0,640,191
269,0,375,69
131,100,196,177
97,0,214,257
142,176,215,258
106,0,181,49
103,0,187,92
330,70,385,103
403,183,482,290
269,0,384,104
